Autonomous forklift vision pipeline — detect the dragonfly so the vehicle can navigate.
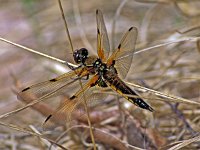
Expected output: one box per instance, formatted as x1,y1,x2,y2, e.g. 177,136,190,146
18,9,153,128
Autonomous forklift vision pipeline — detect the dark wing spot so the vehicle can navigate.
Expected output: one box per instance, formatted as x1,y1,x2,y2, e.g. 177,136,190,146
49,78,57,82
118,44,121,49
22,87,30,92
97,28,100,34
44,114,52,123
96,9,99,15
129,27,133,31
70,95,76,100
112,60,115,65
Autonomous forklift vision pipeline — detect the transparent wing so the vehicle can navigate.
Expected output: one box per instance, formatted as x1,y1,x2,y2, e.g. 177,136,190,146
96,9,110,62
17,67,87,102
107,27,138,79
42,74,100,130
84,86,109,108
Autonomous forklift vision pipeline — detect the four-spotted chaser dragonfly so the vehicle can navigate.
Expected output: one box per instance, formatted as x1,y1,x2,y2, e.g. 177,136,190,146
18,9,153,127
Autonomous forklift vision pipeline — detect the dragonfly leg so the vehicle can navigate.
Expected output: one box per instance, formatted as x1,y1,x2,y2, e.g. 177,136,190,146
70,74,89,81
66,61,81,70
83,74,89,80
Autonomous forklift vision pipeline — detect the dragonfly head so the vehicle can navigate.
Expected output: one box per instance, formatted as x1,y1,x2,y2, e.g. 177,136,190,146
73,48,89,64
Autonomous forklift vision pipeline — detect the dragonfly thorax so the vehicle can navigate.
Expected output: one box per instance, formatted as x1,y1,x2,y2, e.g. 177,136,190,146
93,58,107,75
73,48,88,64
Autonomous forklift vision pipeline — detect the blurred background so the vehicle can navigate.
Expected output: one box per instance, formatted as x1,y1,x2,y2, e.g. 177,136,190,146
0,0,200,149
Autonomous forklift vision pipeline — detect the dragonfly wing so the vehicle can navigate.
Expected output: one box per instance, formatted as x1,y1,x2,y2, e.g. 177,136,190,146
17,67,87,102
107,27,138,79
84,86,109,108
96,9,110,62
42,74,100,130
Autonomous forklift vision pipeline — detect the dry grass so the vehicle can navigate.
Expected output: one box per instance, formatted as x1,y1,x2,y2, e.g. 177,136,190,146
0,0,200,149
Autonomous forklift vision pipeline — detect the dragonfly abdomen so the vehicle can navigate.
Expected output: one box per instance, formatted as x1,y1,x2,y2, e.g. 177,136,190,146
104,71,154,112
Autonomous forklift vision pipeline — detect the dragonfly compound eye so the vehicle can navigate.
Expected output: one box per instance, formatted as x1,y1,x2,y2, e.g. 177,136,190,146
73,48,88,64
80,48,88,58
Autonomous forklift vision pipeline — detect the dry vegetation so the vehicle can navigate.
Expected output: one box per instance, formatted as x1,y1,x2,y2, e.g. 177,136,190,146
0,0,200,149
